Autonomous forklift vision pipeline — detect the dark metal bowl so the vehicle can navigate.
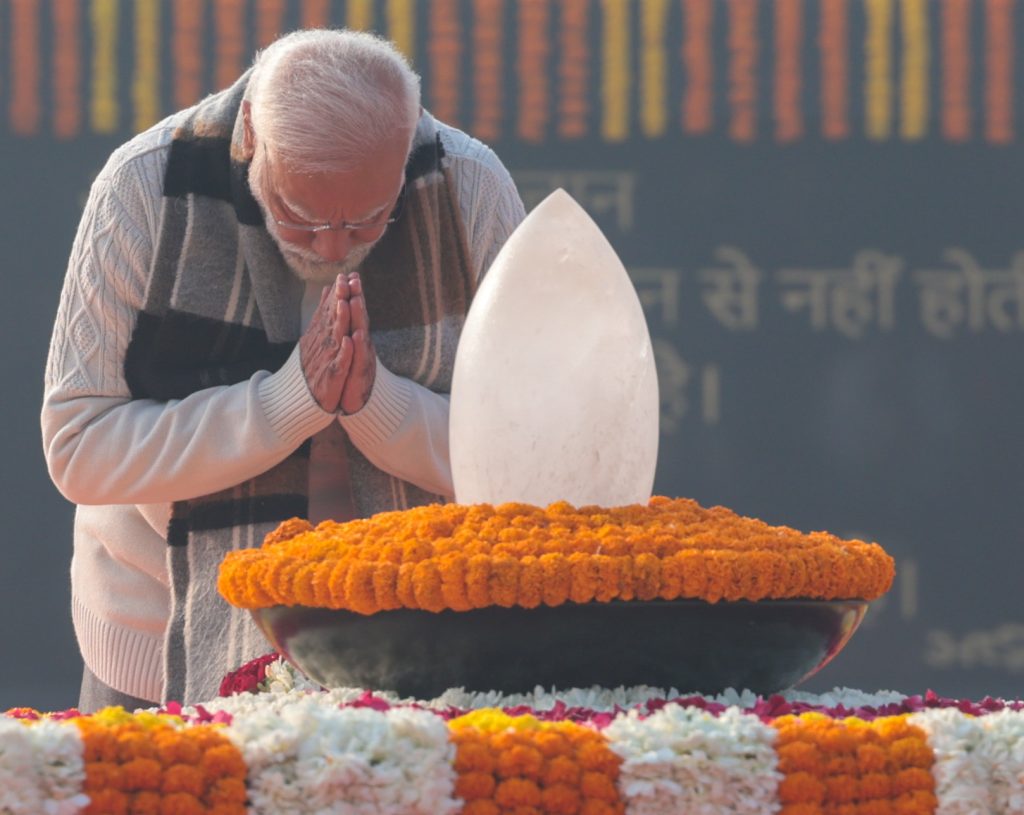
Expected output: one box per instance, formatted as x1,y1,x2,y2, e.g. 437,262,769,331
251,598,868,698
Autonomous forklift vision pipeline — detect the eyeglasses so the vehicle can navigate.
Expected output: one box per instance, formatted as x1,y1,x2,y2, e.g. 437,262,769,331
271,183,406,234
261,144,406,234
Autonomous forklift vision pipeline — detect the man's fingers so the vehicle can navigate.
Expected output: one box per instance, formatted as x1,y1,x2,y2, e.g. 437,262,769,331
350,294,369,334
334,297,351,340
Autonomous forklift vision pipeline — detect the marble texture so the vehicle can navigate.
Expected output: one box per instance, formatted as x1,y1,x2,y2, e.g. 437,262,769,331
450,188,659,507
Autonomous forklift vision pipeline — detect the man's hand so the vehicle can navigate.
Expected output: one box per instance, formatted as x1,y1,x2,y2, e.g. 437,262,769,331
299,275,354,412
339,272,377,415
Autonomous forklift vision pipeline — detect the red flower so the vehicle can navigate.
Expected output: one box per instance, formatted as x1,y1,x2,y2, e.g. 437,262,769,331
218,652,282,696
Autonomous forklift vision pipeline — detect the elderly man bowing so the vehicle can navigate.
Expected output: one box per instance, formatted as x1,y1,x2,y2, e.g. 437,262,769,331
42,29,525,710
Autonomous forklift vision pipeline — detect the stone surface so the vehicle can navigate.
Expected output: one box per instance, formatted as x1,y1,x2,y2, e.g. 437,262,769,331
450,188,659,507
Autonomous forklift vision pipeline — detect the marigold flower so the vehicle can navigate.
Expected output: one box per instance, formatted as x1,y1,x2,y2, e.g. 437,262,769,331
856,743,888,773
495,778,542,807
219,497,894,613
859,772,893,799
159,792,204,815
777,741,824,773
496,744,544,779
85,787,129,815
455,771,497,800
121,757,163,791
888,737,933,768
579,771,618,801
824,774,859,803
454,740,496,773
578,800,623,815
778,772,827,804
543,755,581,785
892,767,934,795
131,790,162,815
462,801,501,815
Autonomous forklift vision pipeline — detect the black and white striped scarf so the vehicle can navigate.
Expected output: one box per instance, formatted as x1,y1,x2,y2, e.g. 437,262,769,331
124,71,475,703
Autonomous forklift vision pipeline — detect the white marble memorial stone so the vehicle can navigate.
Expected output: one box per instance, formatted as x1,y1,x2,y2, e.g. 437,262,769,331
450,188,659,507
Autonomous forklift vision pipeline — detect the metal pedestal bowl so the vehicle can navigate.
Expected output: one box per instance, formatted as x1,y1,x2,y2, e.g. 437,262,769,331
251,598,868,699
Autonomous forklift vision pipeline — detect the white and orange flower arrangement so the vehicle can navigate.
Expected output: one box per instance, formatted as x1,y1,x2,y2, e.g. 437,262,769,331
5,681,1024,815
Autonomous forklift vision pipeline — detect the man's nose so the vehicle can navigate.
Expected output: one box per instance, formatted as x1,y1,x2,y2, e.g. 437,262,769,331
310,228,354,262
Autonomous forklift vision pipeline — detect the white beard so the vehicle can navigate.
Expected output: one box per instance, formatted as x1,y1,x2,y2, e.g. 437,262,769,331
248,152,380,286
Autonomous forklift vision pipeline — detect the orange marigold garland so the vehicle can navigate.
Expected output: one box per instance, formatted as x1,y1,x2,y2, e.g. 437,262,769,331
218,496,894,613
771,712,937,814
450,710,624,815
73,708,247,815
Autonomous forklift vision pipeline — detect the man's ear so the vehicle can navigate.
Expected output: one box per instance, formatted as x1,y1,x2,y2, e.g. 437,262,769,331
241,100,255,158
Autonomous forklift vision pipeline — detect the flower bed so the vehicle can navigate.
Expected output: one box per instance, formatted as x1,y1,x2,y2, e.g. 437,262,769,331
218,497,894,613
5,677,1024,815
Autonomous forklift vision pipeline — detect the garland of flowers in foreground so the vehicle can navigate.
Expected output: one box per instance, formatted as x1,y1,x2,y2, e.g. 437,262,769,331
218,497,894,613
5,690,1024,815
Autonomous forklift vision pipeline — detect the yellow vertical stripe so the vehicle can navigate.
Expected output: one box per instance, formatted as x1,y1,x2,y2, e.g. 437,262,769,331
133,0,160,132
601,0,630,142
91,0,119,133
899,0,929,139
387,0,416,63
640,0,668,137
864,0,893,140
348,0,374,31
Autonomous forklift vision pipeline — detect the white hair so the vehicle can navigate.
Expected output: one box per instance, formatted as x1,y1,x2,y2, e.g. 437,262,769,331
248,29,421,173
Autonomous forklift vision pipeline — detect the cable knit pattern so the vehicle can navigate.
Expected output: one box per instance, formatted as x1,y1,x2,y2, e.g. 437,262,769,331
42,115,525,702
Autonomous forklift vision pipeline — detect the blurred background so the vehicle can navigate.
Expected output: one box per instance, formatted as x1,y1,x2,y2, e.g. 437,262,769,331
1,0,1022,711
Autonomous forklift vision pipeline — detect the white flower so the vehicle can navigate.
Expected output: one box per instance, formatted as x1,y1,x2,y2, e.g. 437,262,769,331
0,718,88,815
977,710,1024,814
909,708,990,815
604,703,780,815
223,697,459,815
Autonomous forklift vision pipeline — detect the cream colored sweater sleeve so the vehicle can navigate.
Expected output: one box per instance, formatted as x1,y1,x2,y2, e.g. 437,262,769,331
42,128,335,506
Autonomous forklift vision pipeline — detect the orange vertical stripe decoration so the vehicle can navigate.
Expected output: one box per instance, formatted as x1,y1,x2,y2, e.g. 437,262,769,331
775,0,803,141
772,714,937,813
450,712,626,815
865,0,894,140
302,0,332,29
53,0,82,138
428,0,462,126
518,0,551,142
557,0,589,139
215,0,246,92
10,0,41,135
257,0,286,48
174,0,204,109
387,0,416,63
91,0,119,133
472,0,503,142
899,0,929,140
941,0,971,141
728,0,758,142
601,0,630,142
682,0,714,134
133,0,161,132
348,0,374,31
641,0,670,137
819,0,850,139
985,0,1014,143
74,712,248,815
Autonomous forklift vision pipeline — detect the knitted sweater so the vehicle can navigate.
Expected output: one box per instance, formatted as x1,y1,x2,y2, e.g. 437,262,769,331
42,112,525,703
